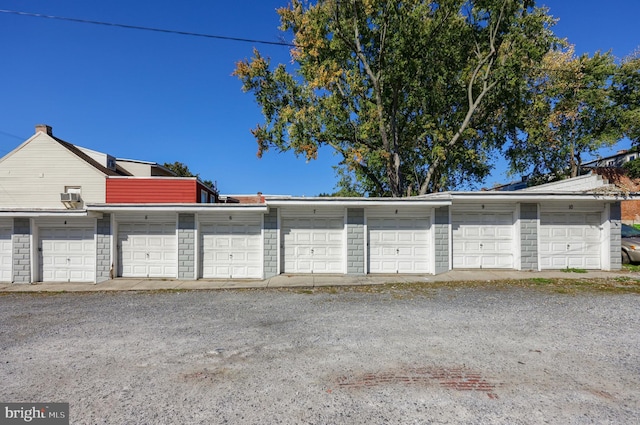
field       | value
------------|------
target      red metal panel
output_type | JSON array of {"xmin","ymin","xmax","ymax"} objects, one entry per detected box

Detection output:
[{"xmin": 106, "ymin": 178, "xmax": 198, "ymax": 203}]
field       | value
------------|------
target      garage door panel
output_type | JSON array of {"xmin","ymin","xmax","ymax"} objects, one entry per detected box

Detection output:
[
  {"xmin": 200, "ymin": 217, "xmax": 263, "ymax": 279},
  {"xmin": 327, "ymin": 232, "xmax": 343, "ymax": 243},
  {"xmin": 327, "ymin": 246, "xmax": 343, "ymax": 256},
  {"xmin": 585, "ymin": 257, "xmax": 601, "ymax": 268},
  {"xmin": 540, "ymin": 211, "xmax": 601, "ymax": 270},
  {"xmin": 462, "ymin": 241, "xmax": 481, "ymax": 251},
  {"xmin": 464, "ymin": 228, "xmax": 480, "ymax": 237},
  {"xmin": 40, "ymin": 226, "xmax": 96, "ymax": 282},
  {"xmin": 216, "ymin": 238, "xmax": 231, "ymax": 249},
  {"xmin": 453, "ymin": 255, "xmax": 480, "ymax": 268},
  {"xmin": 452, "ymin": 206, "xmax": 515, "ymax": 269},
  {"xmin": 132, "ymin": 265, "xmax": 147, "ymax": 275},
  {"xmin": 118, "ymin": 221, "xmax": 177, "ymax": 278},
  {"xmin": 368, "ymin": 215, "xmax": 431, "ymax": 274},
  {"xmin": 398, "ymin": 233, "xmax": 414, "ymax": 243},
  {"xmin": 282, "ymin": 215, "xmax": 344, "ymax": 274}
]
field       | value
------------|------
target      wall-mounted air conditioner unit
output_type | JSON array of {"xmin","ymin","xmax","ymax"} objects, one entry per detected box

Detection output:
[{"xmin": 60, "ymin": 192, "xmax": 81, "ymax": 202}]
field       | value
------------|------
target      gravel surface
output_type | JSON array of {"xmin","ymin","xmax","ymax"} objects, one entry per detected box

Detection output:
[{"xmin": 1, "ymin": 286, "xmax": 638, "ymax": 424}]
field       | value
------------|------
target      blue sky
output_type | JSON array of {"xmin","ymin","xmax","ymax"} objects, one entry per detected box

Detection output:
[{"xmin": 0, "ymin": 0, "xmax": 638, "ymax": 196}]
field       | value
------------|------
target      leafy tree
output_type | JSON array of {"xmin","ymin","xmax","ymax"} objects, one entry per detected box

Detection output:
[
  {"xmin": 163, "ymin": 161, "xmax": 215, "ymax": 189},
  {"xmin": 235, "ymin": 0, "xmax": 555, "ymax": 196},
  {"xmin": 612, "ymin": 50, "xmax": 640, "ymax": 145},
  {"xmin": 318, "ymin": 166, "xmax": 366, "ymax": 196},
  {"xmin": 506, "ymin": 45, "xmax": 620, "ymax": 180},
  {"xmin": 623, "ymin": 156, "xmax": 640, "ymax": 179}
]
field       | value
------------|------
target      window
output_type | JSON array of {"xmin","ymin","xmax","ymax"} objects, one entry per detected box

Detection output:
[{"xmin": 200, "ymin": 190, "xmax": 208, "ymax": 203}]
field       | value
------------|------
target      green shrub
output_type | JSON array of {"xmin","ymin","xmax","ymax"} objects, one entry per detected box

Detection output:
[{"xmin": 623, "ymin": 158, "xmax": 640, "ymax": 178}]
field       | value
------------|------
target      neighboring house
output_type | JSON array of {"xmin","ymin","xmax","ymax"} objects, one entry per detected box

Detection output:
[
  {"xmin": 582, "ymin": 149, "xmax": 638, "ymax": 168},
  {"xmin": 492, "ymin": 168, "xmax": 640, "ymax": 224},
  {"xmin": 0, "ymin": 124, "xmax": 218, "ymax": 209},
  {"xmin": 219, "ymin": 193, "xmax": 266, "ymax": 204},
  {"xmin": 588, "ymin": 168, "xmax": 640, "ymax": 224},
  {"xmin": 579, "ymin": 149, "xmax": 640, "ymax": 224},
  {"xmin": 0, "ymin": 125, "xmax": 624, "ymax": 285}
]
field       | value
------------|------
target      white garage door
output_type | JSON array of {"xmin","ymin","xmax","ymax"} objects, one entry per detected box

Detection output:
[
  {"xmin": 540, "ymin": 211, "xmax": 602, "ymax": 269},
  {"xmin": 282, "ymin": 215, "xmax": 344, "ymax": 274},
  {"xmin": 201, "ymin": 216, "xmax": 262, "ymax": 279},
  {"xmin": 0, "ymin": 220, "xmax": 12, "ymax": 282},
  {"xmin": 368, "ymin": 215, "xmax": 431, "ymax": 274},
  {"xmin": 452, "ymin": 205, "xmax": 515, "ymax": 269},
  {"xmin": 118, "ymin": 218, "xmax": 177, "ymax": 278},
  {"xmin": 39, "ymin": 226, "xmax": 96, "ymax": 282}
]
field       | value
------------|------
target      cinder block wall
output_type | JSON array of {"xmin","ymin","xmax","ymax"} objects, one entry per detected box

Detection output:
[
  {"xmin": 610, "ymin": 202, "xmax": 622, "ymax": 270},
  {"xmin": 12, "ymin": 218, "xmax": 31, "ymax": 284},
  {"xmin": 96, "ymin": 213, "xmax": 112, "ymax": 282},
  {"xmin": 520, "ymin": 204, "xmax": 539, "ymax": 271},
  {"xmin": 434, "ymin": 206, "xmax": 450, "ymax": 274},
  {"xmin": 347, "ymin": 208, "xmax": 365, "ymax": 274},
  {"xmin": 263, "ymin": 208, "xmax": 278, "ymax": 278},
  {"xmin": 178, "ymin": 213, "xmax": 196, "ymax": 279}
]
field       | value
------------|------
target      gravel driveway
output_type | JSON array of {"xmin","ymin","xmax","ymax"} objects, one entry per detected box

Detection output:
[{"xmin": 1, "ymin": 285, "xmax": 638, "ymax": 424}]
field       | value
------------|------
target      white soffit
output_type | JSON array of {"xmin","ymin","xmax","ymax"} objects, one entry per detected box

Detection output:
[
  {"xmin": 265, "ymin": 197, "xmax": 451, "ymax": 207},
  {"xmin": 85, "ymin": 204, "xmax": 269, "ymax": 213}
]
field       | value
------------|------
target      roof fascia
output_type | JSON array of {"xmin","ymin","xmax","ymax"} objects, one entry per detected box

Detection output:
[
  {"xmin": 0, "ymin": 210, "xmax": 102, "ymax": 218},
  {"xmin": 450, "ymin": 192, "xmax": 623, "ymax": 201},
  {"xmin": 86, "ymin": 204, "xmax": 269, "ymax": 213},
  {"xmin": 265, "ymin": 198, "xmax": 452, "ymax": 207},
  {"xmin": 106, "ymin": 176, "xmax": 198, "ymax": 180}
]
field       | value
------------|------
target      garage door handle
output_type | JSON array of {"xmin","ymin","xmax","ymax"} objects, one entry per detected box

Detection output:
[
  {"xmin": 311, "ymin": 249, "xmax": 314, "ymax": 254},
  {"xmin": 396, "ymin": 248, "xmax": 399, "ymax": 254}
]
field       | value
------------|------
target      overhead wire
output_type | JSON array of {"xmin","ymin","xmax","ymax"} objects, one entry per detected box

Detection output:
[{"xmin": 0, "ymin": 9, "xmax": 295, "ymax": 47}]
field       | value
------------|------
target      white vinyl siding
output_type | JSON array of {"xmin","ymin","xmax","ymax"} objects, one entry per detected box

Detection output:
[
  {"xmin": 281, "ymin": 211, "xmax": 344, "ymax": 274},
  {"xmin": 452, "ymin": 204, "xmax": 516, "ymax": 269},
  {"xmin": 0, "ymin": 133, "xmax": 106, "ymax": 209},
  {"xmin": 367, "ymin": 211, "xmax": 431, "ymax": 274},
  {"xmin": 200, "ymin": 215, "xmax": 263, "ymax": 279},
  {"xmin": 0, "ymin": 219, "xmax": 12, "ymax": 282}
]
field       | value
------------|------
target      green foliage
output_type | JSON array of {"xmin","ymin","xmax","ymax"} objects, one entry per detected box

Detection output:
[
  {"xmin": 623, "ymin": 157, "xmax": 640, "ymax": 179},
  {"xmin": 235, "ymin": 0, "xmax": 556, "ymax": 196},
  {"xmin": 163, "ymin": 161, "xmax": 193, "ymax": 177},
  {"xmin": 612, "ymin": 50, "xmax": 640, "ymax": 145},
  {"xmin": 561, "ymin": 268, "xmax": 588, "ymax": 274},
  {"xmin": 506, "ymin": 45, "xmax": 621, "ymax": 180},
  {"xmin": 163, "ymin": 161, "xmax": 215, "ymax": 189}
]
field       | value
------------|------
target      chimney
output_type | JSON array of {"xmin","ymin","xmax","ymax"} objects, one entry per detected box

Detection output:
[{"xmin": 35, "ymin": 124, "xmax": 53, "ymax": 136}]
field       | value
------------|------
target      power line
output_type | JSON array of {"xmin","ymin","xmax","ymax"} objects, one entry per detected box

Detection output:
[
  {"xmin": 0, "ymin": 130, "xmax": 25, "ymax": 155},
  {"xmin": 0, "ymin": 9, "xmax": 295, "ymax": 47},
  {"xmin": 0, "ymin": 130, "xmax": 25, "ymax": 141}
]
